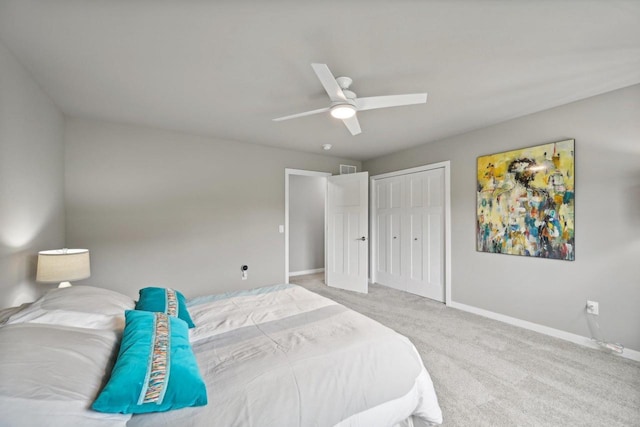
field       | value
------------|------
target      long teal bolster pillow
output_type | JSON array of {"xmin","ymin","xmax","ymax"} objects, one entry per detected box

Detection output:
[
  {"xmin": 92, "ymin": 310, "xmax": 207, "ymax": 414},
  {"xmin": 135, "ymin": 287, "xmax": 195, "ymax": 328}
]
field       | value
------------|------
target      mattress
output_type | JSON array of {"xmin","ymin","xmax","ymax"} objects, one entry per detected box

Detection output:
[
  {"xmin": 127, "ymin": 284, "xmax": 443, "ymax": 427},
  {"xmin": 0, "ymin": 284, "xmax": 442, "ymax": 426}
]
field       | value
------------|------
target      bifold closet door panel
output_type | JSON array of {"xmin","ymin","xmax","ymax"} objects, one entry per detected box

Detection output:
[
  {"xmin": 404, "ymin": 169, "xmax": 445, "ymax": 301},
  {"xmin": 404, "ymin": 171, "xmax": 427, "ymax": 296},
  {"xmin": 375, "ymin": 176, "xmax": 404, "ymax": 290}
]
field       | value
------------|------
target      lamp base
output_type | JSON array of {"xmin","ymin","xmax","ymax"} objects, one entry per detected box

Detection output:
[{"xmin": 58, "ymin": 281, "xmax": 72, "ymax": 288}]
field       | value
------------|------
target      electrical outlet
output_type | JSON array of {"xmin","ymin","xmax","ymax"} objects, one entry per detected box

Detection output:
[{"xmin": 586, "ymin": 300, "xmax": 599, "ymax": 315}]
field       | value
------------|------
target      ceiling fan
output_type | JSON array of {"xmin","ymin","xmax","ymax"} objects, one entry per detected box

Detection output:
[{"xmin": 273, "ymin": 63, "xmax": 427, "ymax": 136}]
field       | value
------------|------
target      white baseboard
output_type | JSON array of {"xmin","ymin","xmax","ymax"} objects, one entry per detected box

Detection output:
[
  {"xmin": 448, "ymin": 301, "xmax": 640, "ymax": 363},
  {"xmin": 289, "ymin": 268, "xmax": 325, "ymax": 277}
]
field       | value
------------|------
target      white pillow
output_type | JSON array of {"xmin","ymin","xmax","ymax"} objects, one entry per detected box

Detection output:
[
  {"xmin": 5, "ymin": 286, "xmax": 134, "ymax": 330},
  {"xmin": 0, "ymin": 322, "xmax": 131, "ymax": 427},
  {"xmin": 0, "ymin": 304, "xmax": 28, "ymax": 326}
]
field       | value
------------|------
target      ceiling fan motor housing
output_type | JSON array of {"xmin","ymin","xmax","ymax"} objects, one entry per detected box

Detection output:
[{"xmin": 336, "ymin": 76, "xmax": 353, "ymax": 90}]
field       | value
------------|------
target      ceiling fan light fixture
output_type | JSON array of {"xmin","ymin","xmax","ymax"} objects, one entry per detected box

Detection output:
[{"xmin": 330, "ymin": 104, "xmax": 356, "ymax": 119}]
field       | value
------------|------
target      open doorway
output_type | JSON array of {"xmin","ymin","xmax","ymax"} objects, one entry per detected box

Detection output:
[{"xmin": 284, "ymin": 169, "xmax": 331, "ymax": 284}]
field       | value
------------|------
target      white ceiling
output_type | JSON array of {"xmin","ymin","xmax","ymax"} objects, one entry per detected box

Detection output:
[{"xmin": 1, "ymin": 1, "xmax": 639, "ymax": 161}]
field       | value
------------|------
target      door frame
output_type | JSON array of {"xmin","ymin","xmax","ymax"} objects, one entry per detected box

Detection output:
[
  {"xmin": 370, "ymin": 161, "xmax": 452, "ymax": 305},
  {"xmin": 284, "ymin": 168, "xmax": 332, "ymax": 284}
]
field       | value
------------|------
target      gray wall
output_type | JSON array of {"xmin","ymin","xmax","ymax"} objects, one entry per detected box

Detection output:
[
  {"xmin": 363, "ymin": 84, "xmax": 640, "ymax": 352},
  {"xmin": 289, "ymin": 175, "xmax": 325, "ymax": 273},
  {"xmin": 64, "ymin": 118, "xmax": 360, "ymax": 299},
  {"xmin": 0, "ymin": 42, "xmax": 65, "ymax": 308}
]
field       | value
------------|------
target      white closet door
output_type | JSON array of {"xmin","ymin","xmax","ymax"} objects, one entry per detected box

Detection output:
[
  {"xmin": 403, "ymin": 169, "xmax": 444, "ymax": 301},
  {"xmin": 375, "ymin": 177, "xmax": 403, "ymax": 290},
  {"xmin": 373, "ymin": 167, "xmax": 445, "ymax": 302}
]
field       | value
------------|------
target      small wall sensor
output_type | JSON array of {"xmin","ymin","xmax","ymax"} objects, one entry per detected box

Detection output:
[{"xmin": 241, "ymin": 265, "xmax": 248, "ymax": 280}]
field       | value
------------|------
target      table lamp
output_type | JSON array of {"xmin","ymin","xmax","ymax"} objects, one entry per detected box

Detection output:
[{"xmin": 36, "ymin": 248, "xmax": 91, "ymax": 288}]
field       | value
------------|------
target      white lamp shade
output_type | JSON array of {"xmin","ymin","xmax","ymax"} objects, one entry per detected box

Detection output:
[{"xmin": 36, "ymin": 249, "xmax": 91, "ymax": 283}]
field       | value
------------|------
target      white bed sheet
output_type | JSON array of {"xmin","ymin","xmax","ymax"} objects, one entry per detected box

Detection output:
[
  {"xmin": 0, "ymin": 323, "xmax": 131, "ymax": 427},
  {"xmin": 127, "ymin": 284, "xmax": 442, "ymax": 427}
]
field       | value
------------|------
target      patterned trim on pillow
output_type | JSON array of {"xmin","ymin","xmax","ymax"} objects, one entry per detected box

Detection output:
[
  {"xmin": 165, "ymin": 289, "xmax": 178, "ymax": 317},
  {"xmin": 138, "ymin": 313, "xmax": 171, "ymax": 405}
]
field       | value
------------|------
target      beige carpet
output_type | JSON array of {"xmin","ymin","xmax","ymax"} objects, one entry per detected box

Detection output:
[{"xmin": 291, "ymin": 273, "xmax": 640, "ymax": 427}]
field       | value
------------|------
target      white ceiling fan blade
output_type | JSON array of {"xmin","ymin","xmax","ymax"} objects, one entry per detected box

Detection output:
[
  {"xmin": 311, "ymin": 63, "xmax": 347, "ymax": 102},
  {"xmin": 355, "ymin": 93, "xmax": 427, "ymax": 111},
  {"xmin": 342, "ymin": 115, "xmax": 361, "ymax": 135},
  {"xmin": 273, "ymin": 107, "xmax": 330, "ymax": 122}
]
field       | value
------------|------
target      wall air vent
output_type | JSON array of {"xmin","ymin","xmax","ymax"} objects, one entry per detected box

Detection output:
[{"xmin": 340, "ymin": 164, "xmax": 357, "ymax": 175}]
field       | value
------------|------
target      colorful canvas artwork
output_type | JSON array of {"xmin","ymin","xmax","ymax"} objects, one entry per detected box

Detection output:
[{"xmin": 476, "ymin": 139, "xmax": 575, "ymax": 260}]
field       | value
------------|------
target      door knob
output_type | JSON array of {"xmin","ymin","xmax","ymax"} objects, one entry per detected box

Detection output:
[
  {"xmin": 414, "ymin": 237, "xmax": 418, "ymax": 241},
  {"xmin": 359, "ymin": 236, "xmax": 367, "ymax": 241},
  {"xmin": 393, "ymin": 236, "xmax": 397, "ymax": 239}
]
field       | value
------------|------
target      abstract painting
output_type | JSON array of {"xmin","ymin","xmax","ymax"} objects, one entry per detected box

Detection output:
[{"xmin": 477, "ymin": 139, "xmax": 575, "ymax": 260}]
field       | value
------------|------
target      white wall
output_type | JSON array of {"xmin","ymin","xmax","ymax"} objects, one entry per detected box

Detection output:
[
  {"xmin": 289, "ymin": 175, "xmax": 325, "ymax": 273},
  {"xmin": 363, "ymin": 84, "xmax": 640, "ymax": 352},
  {"xmin": 0, "ymin": 42, "xmax": 65, "ymax": 308},
  {"xmin": 64, "ymin": 118, "xmax": 360, "ymax": 299}
]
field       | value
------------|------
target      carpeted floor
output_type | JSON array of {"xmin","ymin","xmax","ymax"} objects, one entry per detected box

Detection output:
[{"xmin": 290, "ymin": 273, "xmax": 640, "ymax": 427}]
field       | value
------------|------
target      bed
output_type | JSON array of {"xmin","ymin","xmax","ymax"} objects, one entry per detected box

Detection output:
[{"xmin": 0, "ymin": 284, "xmax": 442, "ymax": 427}]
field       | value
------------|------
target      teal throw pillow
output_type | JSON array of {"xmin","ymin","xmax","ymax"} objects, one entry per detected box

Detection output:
[
  {"xmin": 135, "ymin": 287, "xmax": 195, "ymax": 328},
  {"xmin": 92, "ymin": 310, "xmax": 207, "ymax": 414}
]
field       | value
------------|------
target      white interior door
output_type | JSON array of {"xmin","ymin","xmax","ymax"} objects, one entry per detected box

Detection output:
[{"xmin": 326, "ymin": 172, "xmax": 369, "ymax": 293}]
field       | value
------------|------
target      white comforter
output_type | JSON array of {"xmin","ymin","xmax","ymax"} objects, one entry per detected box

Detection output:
[{"xmin": 128, "ymin": 284, "xmax": 442, "ymax": 427}]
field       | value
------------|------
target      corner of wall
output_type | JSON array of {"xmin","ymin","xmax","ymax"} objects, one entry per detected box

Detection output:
[{"xmin": 0, "ymin": 41, "xmax": 65, "ymax": 308}]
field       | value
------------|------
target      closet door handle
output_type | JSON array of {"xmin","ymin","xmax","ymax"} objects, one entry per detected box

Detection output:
[
  {"xmin": 414, "ymin": 237, "xmax": 418, "ymax": 241},
  {"xmin": 359, "ymin": 236, "xmax": 367, "ymax": 241},
  {"xmin": 393, "ymin": 236, "xmax": 398, "ymax": 239}
]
